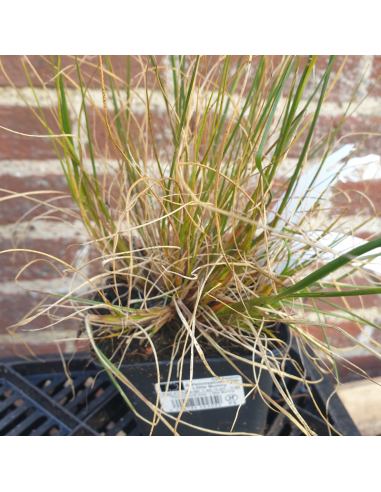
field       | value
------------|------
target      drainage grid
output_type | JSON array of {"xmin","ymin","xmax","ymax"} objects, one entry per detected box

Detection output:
[{"xmin": 0, "ymin": 350, "xmax": 360, "ymax": 436}]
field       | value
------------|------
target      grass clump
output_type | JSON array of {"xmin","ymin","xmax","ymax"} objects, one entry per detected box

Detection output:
[{"xmin": 2, "ymin": 55, "xmax": 381, "ymax": 435}]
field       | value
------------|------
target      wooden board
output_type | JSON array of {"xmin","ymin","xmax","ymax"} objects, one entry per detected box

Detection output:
[{"xmin": 338, "ymin": 377, "xmax": 381, "ymax": 436}]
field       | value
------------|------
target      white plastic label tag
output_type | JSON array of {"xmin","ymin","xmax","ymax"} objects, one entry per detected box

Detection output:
[{"xmin": 154, "ymin": 375, "xmax": 246, "ymax": 413}]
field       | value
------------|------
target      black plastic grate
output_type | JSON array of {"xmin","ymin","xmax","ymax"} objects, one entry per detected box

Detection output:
[
  {"xmin": 84, "ymin": 392, "xmax": 142, "ymax": 436},
  {"xmin": 26, "ymin": 371, "xmax": 116, "ymax": 421},
  {"xmin": 25, "ymin": 370, "xmax": 143, "ymax": 436},
  {"xmin": 0, "ymin": 378, "xmax": 70, "ymax": 436}
]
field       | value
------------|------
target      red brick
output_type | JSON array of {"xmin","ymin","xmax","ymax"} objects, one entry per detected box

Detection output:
[
  {"xmin": 336, "ymin": 115, "xmax": 381, "ymax": 156},
  {"xmin": 0, "ymin": 55, "xmax": 86, "ymax": 88},
  {"xmin": 0, "ymin": 171, "xmax": 131, "ymax": 227},
  {"xmin": 0, "ymin": 55, "xmax": 56, "ymax": 87},
  {"xmin": 308, "ymin": 319, "xmax": 359, "ymax": 339},
  {"xmin": 308, "ymin": 283, "xmax": 381, "ymax": 311},
  {"xmin": 307, "ymin": 318, "xmax": 381, "ymax": 349},
  {"xmin": 288, "ymin": 115, "xmax": 381, "ymax": 160},
  {"xmin": 310, "ymin": 56, "xmax": 363, "ymax": 102},
  {"xmin": 85, "ymin": 108, "xmax": 174, "ymax": 161},
  {"xmin": 239, "ymin": 56, "xmax": 339, "ymax": 99},
  {"xmin": 0, "ymin": 55, "xmax": 173, "ymax": 90},
  {"xmin": 108, "ymin": 56, "xmax": 247, "ymax": 105},
  {"xmin": 287, "ymin": 114, "xmax": 333, "ymax": 159},
  {"xmin": 75, "ymin": 339, "xmax": 90, "ymax": 353},
  {"xmin": 0, "ymin": 56, "xmax": 372, "ymax": 104},
  {"xmin": 0, "ymin": 292, "xmax": 82, "ymax": 335},
  {"xmin": 318, "ymin": 295, "xmax": 381, "ymax": 311},
  {"xmin": 84, "ymin": 108, "xmax": 119, "ymax": 160},
  {"xmin": 0, "ymin": 174, "xmax": 71, "ymax": 194},
  {"xmin": 0, "ymin": 238, "xmax": 102, "ymax": 283},
  {"xmin": 369, "ymin": 56, "xmax": 381, "ymax": 97},
  {"xmin": 0, "ymin": 106, "xmax": 62, "ymax": 159},
  {"xmin": 336, "ymin": 354, "xmax": 381, "ymax": 382},
  {"xmin": 0, "ymin": 237, "xmax": 87, "ymax": 281},
  {"xmin": 67, "ymin": 55, "xmax": 164, "ymax": 90},
  {"xmin": 332, "ymin": 179, "xmax": 381, "ymax": 217},
  {"xmin": 0, "ymin": 174, "xmax": 75, "ymax": 224},
  {"xmin": 108, "ymin": 55, "xmax": 164, "ymax": 88},
  {"xmin": 356, "ymin": 231, "xmax": 381, "ymax": 241}
]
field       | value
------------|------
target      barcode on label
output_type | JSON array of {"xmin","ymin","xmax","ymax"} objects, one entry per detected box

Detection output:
[
  {"xmin": 155, "ymin": 375, "xmax": 245, "ymax": 413},
  {"xmin": 171, "ymin": 394, "xmax": 223, "ymax": 410}
]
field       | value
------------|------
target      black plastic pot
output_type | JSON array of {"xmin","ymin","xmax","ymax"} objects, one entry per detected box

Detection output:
[
  {"xmin": 90, "ymin": 288, "xmax": 294, "ymax": 434},
  {"xmin": 119, "ymin": 355, "xmax": 273, "ymax": 436},
  {"xmin": 101, "ymin": 323, "xmax": 290, "ymax": 436}
]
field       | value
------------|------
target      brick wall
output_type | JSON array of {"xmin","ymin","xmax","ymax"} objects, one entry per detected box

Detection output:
[{"xmin": 0, "ymin": 55, "xmax": 380, "ymax": 380}]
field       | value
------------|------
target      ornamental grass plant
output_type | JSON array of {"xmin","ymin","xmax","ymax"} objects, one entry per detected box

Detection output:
[{"xmin": 2, "ymin": 55, "xmax": 381, "ymax": 435}]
